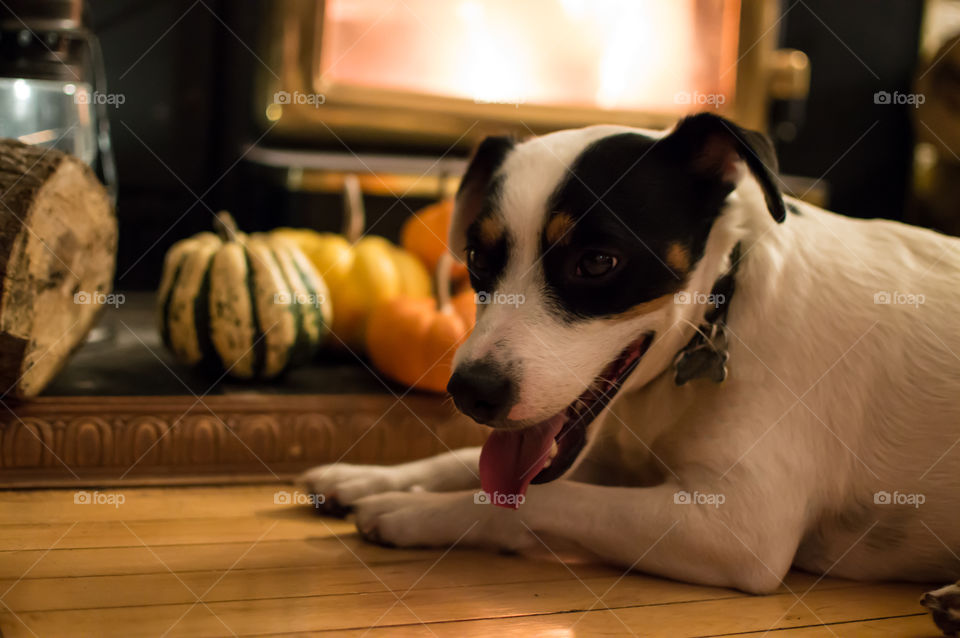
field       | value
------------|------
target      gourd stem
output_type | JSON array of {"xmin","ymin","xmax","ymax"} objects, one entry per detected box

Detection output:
[
  {"xmin": 436, "ymin": 252, "xmax": 453, "ymax": 313},
  {"xmin": 214, "ymin": 211, "xmax": 240, "ymax": 242},
  {"xmin": 341, "ymin": 174, "xmax": 365, "ymax": 244}
]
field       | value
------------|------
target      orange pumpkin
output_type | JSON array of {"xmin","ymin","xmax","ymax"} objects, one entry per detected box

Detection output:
[
  {"xmin": 400, "ymin": 199, "xmax": 469, "ymax": 283},
  {"xmin": 366, "ymin": 254, "xmax": 474, "ymax": 393}
]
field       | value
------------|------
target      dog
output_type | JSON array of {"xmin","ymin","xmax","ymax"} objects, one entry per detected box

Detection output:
[
  {"xmin": 922, "ymin": 580, "xmax": 960, "ymax": 636},
  {"xmin": 299, "ymin": 113, "xmax": 960, "ymax": 594}
]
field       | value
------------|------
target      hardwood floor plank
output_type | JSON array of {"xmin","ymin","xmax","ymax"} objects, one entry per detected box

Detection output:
[
  {"xmin": 711, "ymin": 613, "xmax": 936, "ymax": 636},
  {"xmin": 0, "ymin": 552, "xmax": 867, "ymax": 613},
  {"xmin": 302, "ymin": 614, "xmax": 939, "ymax": 638},
  {"xmin": 0, "ymin": 578, "xmax": 929, "ymax": 637},
  {"xmin": 337, "ymin": 586, "xmax": 933, "ymax": 638},
  {"xmin": 0, "ymin": 538, "xmax": 444, "ymax": 580},
  {"xmin": 0, "ymin": 556, "xmax": 623, "ymax": 612},
  {"xmin": 0, "ymin": 485, "xmax": 290, "ymax": 524},
  {"xmin": 0, "ymin": 516, "xmax": 350, "ymax": 551}
]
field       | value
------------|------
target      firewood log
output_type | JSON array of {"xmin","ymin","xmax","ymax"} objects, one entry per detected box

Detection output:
[{"xmin": 0, "ymin": 139, "xmax": 116, "ymax": 398}]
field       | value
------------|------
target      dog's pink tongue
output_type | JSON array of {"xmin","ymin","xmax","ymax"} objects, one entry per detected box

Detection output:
[{"xmin": 479, "ymin": 414, "xmax": 565, "ymax": 509}]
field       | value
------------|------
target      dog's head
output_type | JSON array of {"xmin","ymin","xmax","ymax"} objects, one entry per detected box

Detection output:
[{"xmin": 446, "ymin": 113, "xmax": 785, "ymax": 501}]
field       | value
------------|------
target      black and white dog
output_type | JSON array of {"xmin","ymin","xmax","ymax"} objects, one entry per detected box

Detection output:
[{"xmin": 300, "ymin": 113, "xmax": 960, "ymax": 594}]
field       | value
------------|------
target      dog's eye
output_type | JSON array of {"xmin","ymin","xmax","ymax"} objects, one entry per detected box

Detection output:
[
  {"xmin": 467, "ymin": 247, "xmax": 490, "ymax": 274},
  {"xmin": 576, "ymin": 251, "xmax": 619, "ymax": 278}
]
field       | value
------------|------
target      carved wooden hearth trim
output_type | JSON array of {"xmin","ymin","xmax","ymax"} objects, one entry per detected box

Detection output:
[{"xmin": 0, "ymin": 394, "xmax": 487, "ymax": 487}]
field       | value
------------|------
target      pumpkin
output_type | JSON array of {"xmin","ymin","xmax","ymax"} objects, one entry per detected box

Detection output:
[
  {"xmin": 400, "ymin": 198, "xmax": 469, "ymax": 282},
  {"xmin": 366, "ymin": 254, "xmax": 474, "ymax": 393},
  {"xmin": 158, "ymin": 211, "xmax": 332, "ymax": 379},
  {"xmin": 275, "ymin": 175, "xmax": 431, "ymax": 351}
]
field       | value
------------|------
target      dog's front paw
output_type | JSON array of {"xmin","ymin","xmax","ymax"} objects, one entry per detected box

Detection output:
[
  {"xmin": 354, "ymin": 491, "xmax": 492, "ymax": 548},
  {"xmin": 296, "ymin": 463, "xmax": 413, "ymax": 515}
]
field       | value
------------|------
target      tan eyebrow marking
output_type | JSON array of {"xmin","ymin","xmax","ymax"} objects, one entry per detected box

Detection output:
[
  {"xmin": 666, "ymin": 242, "xmax": 692, "ymax": 275},
  {"xmin": 478, "ymin": 216, "xmax": 504, "ymax": 246},
  {"xmin": 545, "ymin": 212, "xmax": 575, "ymax": 246}
]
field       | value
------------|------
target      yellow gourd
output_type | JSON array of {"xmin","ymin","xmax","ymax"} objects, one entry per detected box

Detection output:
[{"xmin": 274, "ymin": 175, "xmax": 431, "ymax": 351}]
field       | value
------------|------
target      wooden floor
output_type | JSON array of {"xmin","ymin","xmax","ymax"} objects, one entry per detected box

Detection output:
[{"xmin": 0, "ymin": 485, "xmax": 939, "ymax": 637}]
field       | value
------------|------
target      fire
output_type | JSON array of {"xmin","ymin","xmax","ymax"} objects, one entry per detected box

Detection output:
[{"xmin": 321, "ymin": 0, "xmax": 737, "ymax": 113}]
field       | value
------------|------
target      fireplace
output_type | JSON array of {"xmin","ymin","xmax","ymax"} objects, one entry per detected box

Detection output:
[{"xmin": 247, "ymin": 0, "xmax": 808, "ymax": 197}]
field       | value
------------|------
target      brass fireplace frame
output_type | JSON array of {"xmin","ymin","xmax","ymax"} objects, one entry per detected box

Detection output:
[{"xmin": 254, "ymin": 0, "xmax": 807, "ymax": 144}]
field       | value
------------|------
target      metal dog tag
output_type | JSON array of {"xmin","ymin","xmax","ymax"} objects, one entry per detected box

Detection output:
[{"xmin": 673, "ymin": 339, "xmax": 729, "ymax": 386}]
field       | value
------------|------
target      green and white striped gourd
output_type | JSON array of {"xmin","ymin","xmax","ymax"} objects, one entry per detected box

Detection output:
[{"xmin": 157, "ymin": 211, "xmax": 332, "ymax": 379}]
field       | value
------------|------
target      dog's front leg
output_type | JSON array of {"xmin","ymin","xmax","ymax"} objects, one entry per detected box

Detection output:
[
  {"xmin": 354, "ymin": 480, "xmax": 800, "ymax": 594},
  {"xmin": 520, "ymin": 481, "xmax": 800, "ymax": 593},
  {"xmin": 297, "ymin": 447, "xmax": 480, "ymax": 511}
]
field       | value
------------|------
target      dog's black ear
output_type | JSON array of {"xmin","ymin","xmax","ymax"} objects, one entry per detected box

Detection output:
[
  {"xmin": 665, "ymin": 113, "xmax": 786, "ymax": 223},
  {"xmin": 451, "ymin": 136, "xmax": 515, "ymax": 254}
]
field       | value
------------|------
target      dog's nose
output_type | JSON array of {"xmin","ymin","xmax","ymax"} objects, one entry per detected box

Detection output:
[{"xmin": 447, "ymin": 361, "xmax": 515, "ymax": 424}]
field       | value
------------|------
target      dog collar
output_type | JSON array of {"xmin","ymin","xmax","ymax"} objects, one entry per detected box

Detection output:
[{"xmin": 673, "ymin": 242, "xmax": 741, "ymax": 386}]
